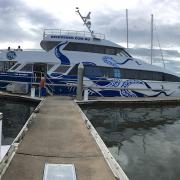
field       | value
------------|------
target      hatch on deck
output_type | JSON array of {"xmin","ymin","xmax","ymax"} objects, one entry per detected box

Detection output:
[{"xmin": 43, "ymin": 164, "xmax": 77, "ymax": 180}]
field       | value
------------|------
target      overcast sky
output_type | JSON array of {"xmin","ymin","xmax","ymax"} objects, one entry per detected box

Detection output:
[{"xmin": 1, "ymin": 0, "xmax": 180, "ymax": 70}]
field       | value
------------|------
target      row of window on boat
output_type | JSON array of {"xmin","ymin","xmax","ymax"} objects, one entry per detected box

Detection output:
[
  {"xmin": 0, "ymin": 61, "xmax": 180, "ymax": 82},
  {"xmin": 42, "ymin": 41, "xmax": 131, "ymax": 57}
]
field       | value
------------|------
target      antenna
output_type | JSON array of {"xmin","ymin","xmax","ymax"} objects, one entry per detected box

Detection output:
[{"xmin": 75, "ymin": 7, "xmax": 94, "ymax": 37}]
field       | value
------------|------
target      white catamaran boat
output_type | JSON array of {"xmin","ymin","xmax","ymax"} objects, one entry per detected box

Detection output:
[{"xmin": 0, "ymin": 9, "xmax": 180, "ymax": 97}]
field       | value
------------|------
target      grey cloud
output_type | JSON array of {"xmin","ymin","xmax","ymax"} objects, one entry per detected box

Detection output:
[
  {"xmin": 0, "ymin": 0, "xmax": 59, "ymax": 45},
  {"xmin": 129, "ymin": 48, "xmax": 180, "ymax": 58},
  {"xmin": 128, "ymin": 47, "xmax": 180, "ymax": 74},
  {"xmin": 1, "ymin": 0, "xmax": 180, "ymax": 66},
  {"xmin": 92, "ymin": 9, "xmax": 180, "ymax": 48}
]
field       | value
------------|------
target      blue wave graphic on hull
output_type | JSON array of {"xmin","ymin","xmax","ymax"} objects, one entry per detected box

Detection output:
[
  {"xmin": 103, "ymin": 56, "xmax": 141, "ymax": 67},
  {"xmin": 117, "ymin": 58, "xmax": 141, "ymax": 65},
  {"xmin": 87, "ymin": 78, "xmax": 175, "ymax": 98},
  {"xmin": 149, "ymin": 91, "xmax": 174, "ymax": 97},
  {"xmin": 55, "ymin": 42, "xmax": 70, "ymax": 65}
]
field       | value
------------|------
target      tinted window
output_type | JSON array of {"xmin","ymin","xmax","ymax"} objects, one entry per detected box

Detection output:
[
  {"xmin": 120, "ymin": 68, "xmax": 180, "ymax": 82},
  {"xmin": 48, "ymin": 64, "xmax": 54, "ymax": 71},
  {"xmin": 84, "ymin": 65, "xmax": 102, "ymax": 77},
  {"xmin": 54, "ymin": 65, "xmax": 70, "ymax": 73},
  {"xmin": 11, "ymin": 63, "xmax": 21, "ymax": 70},
  {"xmin": 105, "ymin": 47, "xmax": 116, "ymax": 55},
  {"xmin": 116, "ymin": 49, "xmax": 131, "ymax": 57},
  {"xmin": 163, "ymin": 73, "xmax": 180, "ymax": 82},
  {"xmin": 70, "ymin": 64, "xmax": 180, "ymax": 82},
  {"xmin": 84, "ymin": 65, "xmax": 115, "ymax": 78},
  {"xmin": 68, "ymin": 64, "xmax": 79, "ymax": 76},
  {"xmin": 114, "ymin": 68, "xmax": 121, "ymax": 78},
  {"xmin": 153, "ymin": 72, "xmax": 163, "ymax": 81},
  {"xmin": 93, "ymin": 45, "xmax": 104, "ymax": 54},
  {"xmin": 64, "ymin": 42, "xmax": 130, "ymax": 57},
  {"xmin": 20, "ymin": 64, "xmax": 33, "ymax": 72},
  {"xmin": 120, "ymin": 68, "xmax": 163, "ymax": 81},
  {"xmin": 0, "ymin": 61, "xmax": 16, "ymax": 71},
  {"xmin": 100, "ymin": 67, "xmax": 114, "ymax": 77}
]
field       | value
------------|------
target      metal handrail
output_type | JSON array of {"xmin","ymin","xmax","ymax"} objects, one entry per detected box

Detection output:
[
  {"xmin": 0, "ymin": 74, "xmax": 179, "ymax": 84},
  {"xmin": 0, "ymin": 72, "xmax": 180, "ymax": 84},
  {"xmin": 44, "ymin": 74, "xmax": 54, "ymax": 95},
  {"xmin": 0, "ymin": 78, "xmax": 171, "ymax": 91},
  {"xmin": 43, "ymin": 29, "xmax": 105, "ymax": 39}
]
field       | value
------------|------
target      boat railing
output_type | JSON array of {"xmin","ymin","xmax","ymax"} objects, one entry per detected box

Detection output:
[
  {"xmin": 29, "ymin": 76, "xmax": 172, "ymax": 92},
  {"xmin": 12, "ymin": 48, "xmax": 43, "ymax": 52},
  {"xmin": 0, "ymin": 72, "xmax": 177, "ymax": 88},
  {"xmin": 0, "ymin": 71, "xmax": 174, "ymax": 97},
  {"xmin": 0, "ymin": 77, "xmax": 172, "ymax": 90},
  {"xmin": 43, "ymin": 29, "xmax": 105, "ymax": 40},
  {"xmin": 0, "ymin": 48, "xmax": 43, "ymax": 52},
  {"xmin": 44, "ymin": 74, "xmax": 55, "ymax": 95}
]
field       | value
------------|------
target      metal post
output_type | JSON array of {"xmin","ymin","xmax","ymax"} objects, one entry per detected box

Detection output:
[
  {"xmin": 0, "ymin": 113, "xmax": 2, "ymax": 160},
  {"xmin": 76, "ymin": 63, "xmax": 84, "ymax": 101},
  {"xmin": 151, "ymin": 14, "xmax": 153, "ymax": 65},
  {"xmin": 126, "ymin": 9, "xmax": 129, "ymax": 50},
  {"xmin": 84, "ymin": 89, "xmax": 89, "ymax": 101},
  {"xmin": 31, "ymin": 86, "xmax": 35, "ymax": 98}
]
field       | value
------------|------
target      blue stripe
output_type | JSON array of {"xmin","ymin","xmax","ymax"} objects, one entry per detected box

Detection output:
[
  {"xmin": 54, "ymin": 42, "xmax": 70, "ymax": 65},
  {"xmin": 117, "ymin": 58, "xmax": 141, "ymax": 65}
]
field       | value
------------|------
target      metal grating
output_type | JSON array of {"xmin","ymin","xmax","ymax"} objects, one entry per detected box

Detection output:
[{"xmin": 43, "ymin": 164, "xmax": 77, "ymax": 180}]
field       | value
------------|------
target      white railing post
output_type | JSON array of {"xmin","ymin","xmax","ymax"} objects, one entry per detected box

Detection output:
[
  {"xmin": 84, "ymin": 89, "xmax": 89, "ymax": 101},
  {"xmin": 0, "ymin": 112, "xmax": 2, "ymax": 160}
]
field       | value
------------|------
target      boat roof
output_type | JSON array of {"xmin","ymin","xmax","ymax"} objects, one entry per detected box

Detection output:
[{"xmin": 42, "ymin": 29, "xmax": 122, "ymax": 49}]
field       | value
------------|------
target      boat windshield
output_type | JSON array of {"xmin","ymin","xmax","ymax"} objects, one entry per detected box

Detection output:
[
  {"xmin": 64, "ymin": 42, "xmax": 131, "ymax": 57},
  {"xmin": 116, "ymin": 48, "xmax": 132, "ymax": 57},
  {"xmin": 54, "ymin": 65, "xmax": 70, "ymax": 73},
  {"xmin": 10, "ymin": 63, "xmax": 21, "ymax": 71}
]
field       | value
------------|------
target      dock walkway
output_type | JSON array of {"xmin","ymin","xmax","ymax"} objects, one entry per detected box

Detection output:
[{"xmin": 2, "ymin": 96, "xmax": 116, "ymax": 180}]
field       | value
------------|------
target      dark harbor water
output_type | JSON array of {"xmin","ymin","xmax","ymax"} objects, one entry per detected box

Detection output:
[
  {"xmin": 81, "ymin": 104, "xmax": 180, "ymax": 180},
  {"xmin": 0, "ymin": 99, "xmax": 37, "ymax": 145}
]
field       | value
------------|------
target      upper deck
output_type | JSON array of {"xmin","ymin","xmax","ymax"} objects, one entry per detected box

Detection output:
[{"xmin": 43, "ymin": 29, "xmax": 105, "ymax": 41}]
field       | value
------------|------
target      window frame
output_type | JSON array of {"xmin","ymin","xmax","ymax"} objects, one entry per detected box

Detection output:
[
  {"xmin": 19, "ymin": 63, "xmax": 33, "ymax": 72},
  {"xmin": 63, "ymin": 42, "xmax": 131, "ymax": 57},
  {"xmin": 54, "ymin": 65, "xmax": 70, "ymax": 73}
]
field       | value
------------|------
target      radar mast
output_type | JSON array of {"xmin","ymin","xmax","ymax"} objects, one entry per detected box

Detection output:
[{"xmin": 75, "ymin": 7, "xmax": 95, "ymax": 38}]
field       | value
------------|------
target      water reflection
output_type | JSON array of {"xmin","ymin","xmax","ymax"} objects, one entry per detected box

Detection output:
[
  {"xmin": 82, "ymin": 105, "xmax": 180, "ymax": 180},
  {"xmin": 0, "ymin": 99, "xmax": 37, "ymax": 145}
]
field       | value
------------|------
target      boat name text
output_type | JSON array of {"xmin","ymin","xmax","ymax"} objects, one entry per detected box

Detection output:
[{"xmin": 51, "ymin": 35, "xmax": 90, "ymax": 41}]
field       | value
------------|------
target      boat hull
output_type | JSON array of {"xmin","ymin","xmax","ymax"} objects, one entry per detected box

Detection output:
[{"xmin": 0, "ymin": 72, "xmax": 179, "ymax": 97}]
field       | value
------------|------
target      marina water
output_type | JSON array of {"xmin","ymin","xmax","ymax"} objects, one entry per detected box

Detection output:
[
  {"xmin": 81, "ymin": 104, "xmax": 180, "ymax": 180},
  {"xmin": 0, "ymin": 99, "xmax": 37, "ymax": 145}
]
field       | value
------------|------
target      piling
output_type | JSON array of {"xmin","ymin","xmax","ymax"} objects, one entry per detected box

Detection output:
[{"xmin": 76, "ymin": 63, "xmax": 84, "ymax": 101}]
